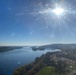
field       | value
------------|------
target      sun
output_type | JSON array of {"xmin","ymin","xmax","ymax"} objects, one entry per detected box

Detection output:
[{"xmin": 52, "ymin": 7, "xmax": 64, "ymax": 16}]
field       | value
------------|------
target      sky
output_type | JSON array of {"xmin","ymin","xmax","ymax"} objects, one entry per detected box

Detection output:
[{"xmin": 0, "ymin": 0, "xmax": 76, "ymax": 46}]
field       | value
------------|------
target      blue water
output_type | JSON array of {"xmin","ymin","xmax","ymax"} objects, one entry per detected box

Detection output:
[{"xmin": 0, "ymin": 47, "xmax": 59, "ymax": 75}]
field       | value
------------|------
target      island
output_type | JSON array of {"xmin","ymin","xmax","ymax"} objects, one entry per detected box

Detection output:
[{"xmin": 32, "ymin": 47, "xmax": 45, "ymax": 51}]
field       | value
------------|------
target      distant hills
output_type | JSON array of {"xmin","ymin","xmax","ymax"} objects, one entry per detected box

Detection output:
[
  {"xmin": 32, "ymin": 44, "xmax": 76, "ymax": 50},
  {"xmin": 0, "ymin": 46, "xmax": 23, "ymax": 52}
]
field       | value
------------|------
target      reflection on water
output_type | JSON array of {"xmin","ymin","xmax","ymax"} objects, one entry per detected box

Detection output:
[{"xmin": 0, "ymin": 47, "xmax": 60, "ymax": 75}]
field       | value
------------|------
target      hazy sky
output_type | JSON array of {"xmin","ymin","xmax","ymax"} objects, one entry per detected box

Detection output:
[{"xmin": 0, "ymin": 0, "xmax": 76, "ymax": 46}]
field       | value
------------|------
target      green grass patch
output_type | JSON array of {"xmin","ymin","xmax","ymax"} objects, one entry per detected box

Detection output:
[{"xmin": 35, "ymin": 66, "xmax": 56, "ymax": 75}]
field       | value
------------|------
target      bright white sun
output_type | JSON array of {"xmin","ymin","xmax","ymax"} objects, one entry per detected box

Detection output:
[{"xmin": 52, "ymin": 7, "xmax": 64, "ymax": 16}]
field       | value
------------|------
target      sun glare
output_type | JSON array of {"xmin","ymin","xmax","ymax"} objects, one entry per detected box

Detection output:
[{"xmin": 52, "ymin": 7, "xmax": 64, "ymax": 16}]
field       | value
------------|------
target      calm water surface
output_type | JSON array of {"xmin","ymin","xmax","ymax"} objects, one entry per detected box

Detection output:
[{"xmin": 0, "ymin": 47, "xmax": 59, "ymax": 75}]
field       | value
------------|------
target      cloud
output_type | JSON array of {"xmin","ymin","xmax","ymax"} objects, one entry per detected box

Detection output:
[
  {"xmin": 16, "ymin": 13, "xmax": 24, "ymax": 16},
  {"xmin": 7, "ymin": 7, "xmax": 12, "ymax": 10},
  {"xmin": 50, "ymin": 34, "xmax": 55, "ymax": 38},
  {"xmin": 30, "ymin": 31, "xmax": 34, "ymax": 35},
  {"xmin": 11, "ymin": 32, "xmax": 15, "ymax": 37},
  {"xmin": 46, "ymin": 33, "xmax": 55, "ymax": 38}
]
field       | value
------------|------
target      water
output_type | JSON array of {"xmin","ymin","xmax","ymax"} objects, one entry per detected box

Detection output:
[{"xmin": 0, "ymin": 47, "xmax": 60, "ymax": 75}]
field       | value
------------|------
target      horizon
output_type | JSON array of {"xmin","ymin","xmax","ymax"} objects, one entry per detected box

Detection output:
[{"xmin": 1, "ymin": 43, "xmax": 76, "ymax": 46}]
